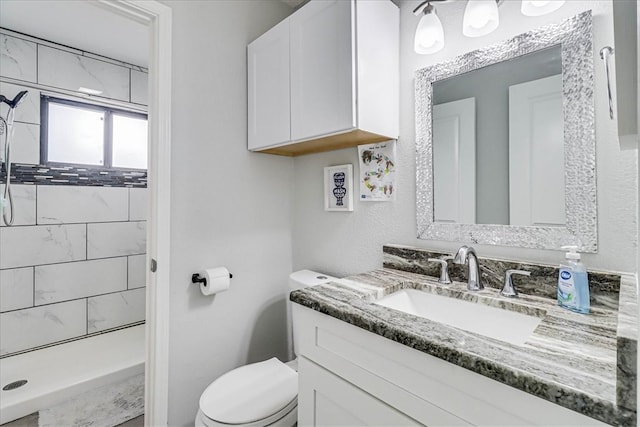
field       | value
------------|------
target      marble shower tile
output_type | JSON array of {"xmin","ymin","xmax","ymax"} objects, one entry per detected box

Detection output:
[
  {"xmin": 128, "ymin": 254, "xmax": 147, "ymax": 289},
  {"xmin": 87, "ymin": 221, "xmax": 146, "ymax": 259},
  {"xmin": 35, "ymin": 257, "xmax": 127, "ymax": 305},
  {"xmin": 0, "ymin": 267, "xmax": 33, "ymax": 312},
  {"xmin": 0, "ymin": 184, "xmax": 36, "ymax": 227},
  {"xmin": 38, "ymin": 45, "xmax": 129, "ymax": 102},
  {"xmin": 0, "ymin": 122, "xmax": 40, "ymax": 165},
  {"xmin": 0, "ymin": 34, "xmax": 37, "ymax": 82},
  {"xmin": 0, "ymin": 82, "xmax": 40, "ymax": 124},
  {"xmin": 0, "ymin": 224, "xmax": 87, "ymax": 269},
  {"xmin": 130, "ymin": 70, "xmax": 148, "ymax": 105},
  {"xmin": 37, "ymin": 186, "xmax": 129, "ymax": 224},
  {"xmin": 128, "ymin": 188, "xmax": 148, "ymax": 221},
  {"xmin": 88, "ymin": 288, "xmax": 145, "ymax": 333},
  {"xmin": 0, "ymin": 299, "xmax": 86, "ymax": 355}
]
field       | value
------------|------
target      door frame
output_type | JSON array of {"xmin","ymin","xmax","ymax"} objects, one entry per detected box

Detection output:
[{"xmin": 93, "ymin": 1, "xmax": 172, "ymax": 425}]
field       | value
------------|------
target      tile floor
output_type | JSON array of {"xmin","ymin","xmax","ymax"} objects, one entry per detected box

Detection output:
[{"xmin": 1, "ymin": 413, "xmax": 144, "ymax": 427}]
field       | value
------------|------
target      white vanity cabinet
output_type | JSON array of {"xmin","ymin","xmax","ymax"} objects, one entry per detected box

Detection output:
[
  {"xmin": 299, "ymin": 358, "xmax": 419, "ymax": 426},
  {"xmin": 247, "ymin": 0, "xmax": 398, "ymax": 156},
  {"xmin": 294, "ymin": 304, "xmax": 608, "ymax": 426}
]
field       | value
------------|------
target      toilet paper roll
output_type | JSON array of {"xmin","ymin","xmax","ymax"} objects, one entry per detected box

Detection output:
[{"xmin": 198, "ymin": 267, "xmax": 231, "ymax": 296}]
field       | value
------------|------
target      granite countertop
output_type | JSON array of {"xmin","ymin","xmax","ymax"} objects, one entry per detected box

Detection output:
[{"xmin": 290, "ymin": 266, "xmax": 638, "ymax": 426}]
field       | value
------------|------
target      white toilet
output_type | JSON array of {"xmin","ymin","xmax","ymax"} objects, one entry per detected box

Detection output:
[{"xmin": 195, "ymin": 270, "xmax": 336, "ymax": 427}]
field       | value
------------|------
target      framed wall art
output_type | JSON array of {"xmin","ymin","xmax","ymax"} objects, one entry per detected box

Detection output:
[
  {"xmin": 358, "ymin": 141, "xmax": 396, "ymax": 202},
  {"xmin": 324, "ymin": 164, "xmax": 354, "ymax": 212}
]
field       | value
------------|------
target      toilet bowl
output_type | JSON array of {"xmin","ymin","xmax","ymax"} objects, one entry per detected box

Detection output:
[{"xmin": 195, "ymin": 270, "xmax": 336, "ymax": 427}]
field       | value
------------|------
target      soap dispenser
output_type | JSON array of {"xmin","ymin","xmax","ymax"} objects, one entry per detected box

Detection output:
[{"xmin": 557, "ymin": 246, "xmax": 590, "ymax": 314}]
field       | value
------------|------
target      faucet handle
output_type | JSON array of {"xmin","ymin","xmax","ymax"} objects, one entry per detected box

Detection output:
[
  {"xmin": 500, "ymin": 269, "xmax": 531, "ymax": 297},
  {"xmin": 427, "ymin": 257, "xmax": 452, "ymax": 285}
]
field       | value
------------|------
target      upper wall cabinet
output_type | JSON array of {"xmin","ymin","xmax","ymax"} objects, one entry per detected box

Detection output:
[
  {"xmin": 248, "ymin": 19, "xmax": 291, "ymax": 151},
  {"xmin": 248, "ymin": 0, "xmax": 399, "ymax": 156}
]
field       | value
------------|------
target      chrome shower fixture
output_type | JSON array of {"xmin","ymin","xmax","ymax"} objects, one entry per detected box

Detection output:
[
  {"xmin": 1, "ymin": 89, "xmax": 29, "ymax": 226},
  {"xmin": 0, "ymin": 90, "xmax": 28, "ymax": 109}
]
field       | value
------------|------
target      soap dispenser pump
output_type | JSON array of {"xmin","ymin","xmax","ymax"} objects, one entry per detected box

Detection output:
[{"xmin": 557, "ymin": 246, "xmax": 590, "ymax": 314}]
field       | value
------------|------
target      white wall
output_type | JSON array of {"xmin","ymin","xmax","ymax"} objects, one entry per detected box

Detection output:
[
  {"xmin": 0, "ymin": 185, "xmax": 147, "ymax": 356},
  {"xmin": 292, "ymin": 0, "xmax": 637, "ymax": 277},
  {"xmin": 165, "ymin": 1, "xmax": 294, "ymax": 425}
]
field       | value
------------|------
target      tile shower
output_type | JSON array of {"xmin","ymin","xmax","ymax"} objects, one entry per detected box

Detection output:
[
  {"xmin": 0, "ymin": 27, "xmax": 148, "ymax": 424},
  {"xmin": 0, "ymin": 28, "xmax": 149, "ymax": 357},
  {"xmin": 0, "ymin": 184, "xmax": 147, "ymax": 356}
]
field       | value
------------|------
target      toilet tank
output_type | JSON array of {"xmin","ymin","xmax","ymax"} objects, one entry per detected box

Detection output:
[{"xmin": 288, "ymin": 270, "xmax": 336, "ymax": 359}]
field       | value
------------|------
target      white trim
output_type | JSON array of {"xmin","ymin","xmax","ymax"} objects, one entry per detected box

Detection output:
[{"xmin": 91, "ymin": 1, "xmax": 172, "ymax": 425}]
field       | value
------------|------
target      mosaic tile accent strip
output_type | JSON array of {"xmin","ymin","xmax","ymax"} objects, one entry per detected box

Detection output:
[
  {"xmin": 383, "ymin": 244, "xmax": 621, "ymax": 310},
  {"xmin": 1, "ymin": 163, "xmax": 147, "ymax": 188}
]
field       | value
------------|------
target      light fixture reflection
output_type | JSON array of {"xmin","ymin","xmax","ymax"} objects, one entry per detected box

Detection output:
[
  {"xmin": 414, "ymin": 2, "xmax": 445, "ymax": 54},
  {"xmin": 78, "ymin": 87, "xmax": 103, "ymax": 95},
  {"xmin": 463, "ymin": 0, "xmax": 499, "ymax": 37},
  {"xmin": 521, "ymin": 0, "xmax": 565, "ymax": 17}
]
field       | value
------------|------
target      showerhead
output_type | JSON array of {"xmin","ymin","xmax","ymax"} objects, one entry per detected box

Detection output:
[{"xmin": 0, "ymin": 91, "xmax": 28, "ymax": 109}]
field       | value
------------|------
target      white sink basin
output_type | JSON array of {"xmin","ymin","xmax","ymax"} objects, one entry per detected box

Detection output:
[{"xmin": 374, "ymin": 289, "xmax": 542, "ymax": 346}]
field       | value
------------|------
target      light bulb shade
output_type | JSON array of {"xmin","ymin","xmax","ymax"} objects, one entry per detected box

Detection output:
[
  {"xmin": 521, "ymin": 0, "xmax": 565, "ymax": 17},
  {"xmin": 463, "ymin": 0, "xmax": 499, "ymax": 37},
  {"xmin": 414, "ymin": 11, "xmax": 445, "ymax": 54}
]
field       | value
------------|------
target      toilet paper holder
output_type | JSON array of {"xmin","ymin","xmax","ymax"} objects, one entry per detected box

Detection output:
[{"xmin": 192, "ymin": 272, "xmax": 233, "ymax": 287}]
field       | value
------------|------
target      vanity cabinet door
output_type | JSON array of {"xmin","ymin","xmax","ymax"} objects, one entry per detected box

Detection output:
[
  {"xmin": 247, "ymin": 18, "xmax": 291, "ymax": 151},
  {"xmin": 289, "ymin": 0, "xmax": 355, "ymax": 142},
  {"xmin": 298, "ymin": 356, "xmax": 420, "ymax": 427}
]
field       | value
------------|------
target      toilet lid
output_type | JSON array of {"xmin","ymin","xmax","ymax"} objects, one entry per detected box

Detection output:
[{"xmin": 199, "ymin": 357, "xmax": 297, "ymax": 424}]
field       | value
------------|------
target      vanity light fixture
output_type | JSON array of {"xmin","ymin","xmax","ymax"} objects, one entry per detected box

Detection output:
[
  {"xmin": 462, "ymin": 0, "xmax": 500, "ymax": 38},
  {"xmin": 521, "ymin": 0, "xmax": 565, "ymax": 17},
  {"xmin": 413, "ymin": 1, "xmax": 445, "ymax": 54},
  {"xmin": 414, "ymin": 0, "xmax": 564, "ymax": 54}
]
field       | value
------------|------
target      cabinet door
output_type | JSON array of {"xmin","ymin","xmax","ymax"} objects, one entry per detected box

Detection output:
[
  {"xmin": 290, "ymin": 0, "xmax": 355, "ymax": 142},
  {"xmin": 298, "ymin": 357, "xmax": 419, "ymax": 426},
  {"xmin": 247, "ymin": 18, "xmax": 290, "ymax": 150}
]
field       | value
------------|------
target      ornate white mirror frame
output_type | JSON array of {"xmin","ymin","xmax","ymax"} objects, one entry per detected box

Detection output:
[{"xmin": 415, "ymin": 11, "xmax": 597, "ymax": 252}]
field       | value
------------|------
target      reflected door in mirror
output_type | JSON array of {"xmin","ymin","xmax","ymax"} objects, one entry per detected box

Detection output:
[
  {"xmin": 509, "ymin": 74, "xmax": 565, "ymax": 226},
  {"xmin": 433, "ymin": 98, "xmax": 476, "ymax": 224}
]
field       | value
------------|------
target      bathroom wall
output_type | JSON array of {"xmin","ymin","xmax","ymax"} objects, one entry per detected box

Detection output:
[
  {"xmin": 292, "ymin": 0, "xmax": 637, "ymax": 277},
  {"xmin": 0, "ymin": 185, "xmax": 147, "ymax": 356},
  {"xmin": 0, "ymin": 30, "xmax": 148, "ymax": 170},
  {"xmin": 165, "ymin": 1, "xmax": 294, "ymax": 425},
  {"xmin": 0, "ymin": 31, "xmax": 149, "ymax": 356}
]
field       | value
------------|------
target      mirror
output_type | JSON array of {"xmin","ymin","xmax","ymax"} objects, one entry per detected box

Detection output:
[{"xmin": 415, "ymin": 11, "xmax": 597, "ymax": 252}]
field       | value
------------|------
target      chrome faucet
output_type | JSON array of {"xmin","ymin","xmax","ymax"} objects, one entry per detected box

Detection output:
[
  {"xmin": 453, "ymin": 245, "xmax": 483, "ymax": 291},
  {"xmin": 500, "ymin": 269, "xmax": 531, "ymax": 297},
  {"xmin": 427, "ymin": 256, "xmax": 453, "ymax": 285}
]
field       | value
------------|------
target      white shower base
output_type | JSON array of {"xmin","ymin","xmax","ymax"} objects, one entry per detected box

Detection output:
[{"xmin": 0, "ymin": 325, "xmax": 145, "ymax": 424}]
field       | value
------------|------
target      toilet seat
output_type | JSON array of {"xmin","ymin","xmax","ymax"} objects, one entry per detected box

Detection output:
[
  {"xmin": 198, "ymin": 358, "xmax": 298, "ymax": 426},
  {"xmin": 196, "ymin": 400, "xmax": 297, "ymax": 427}
]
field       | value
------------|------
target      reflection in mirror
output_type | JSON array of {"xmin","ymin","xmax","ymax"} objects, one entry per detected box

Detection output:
[
  {"xmin": 432, "ymin": 46, "xmax": 563, "ymax": 226},
  {"xmin": 415, "ymin": 11, "xmax": 597, "ymax": 252}
]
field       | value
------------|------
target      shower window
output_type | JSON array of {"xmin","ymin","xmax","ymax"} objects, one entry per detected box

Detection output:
[{"xmin": 41, "ymin": 96, "xmax": 148, "ymax": 170}]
